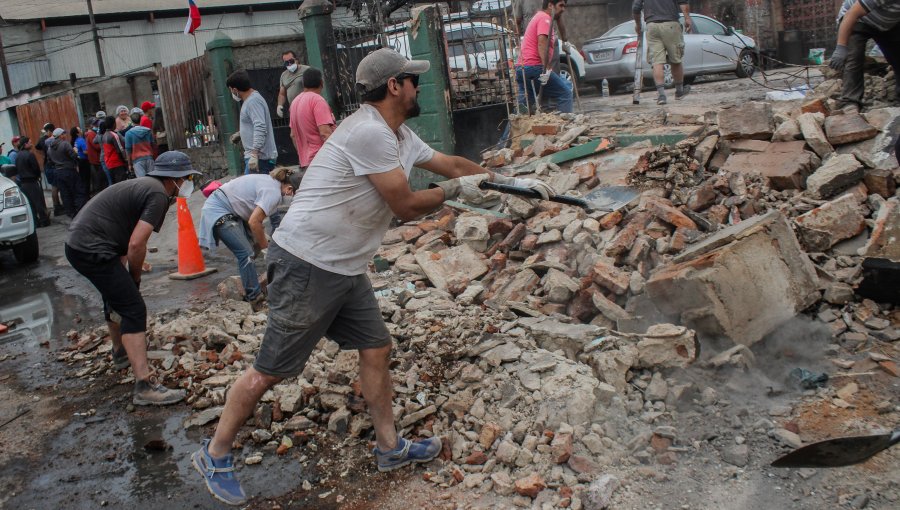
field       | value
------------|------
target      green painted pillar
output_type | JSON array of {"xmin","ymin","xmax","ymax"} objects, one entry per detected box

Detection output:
[
  {"xmin": 207, "ymin": 32, "xmax": 242, "ymax": 175},
  {"xmin": 405, "ymin": 4, "xmax": 456, "ymax": 191},
  {"xmin": 299, "ymin": 0, "xmax": 338, "ymax": 112}
]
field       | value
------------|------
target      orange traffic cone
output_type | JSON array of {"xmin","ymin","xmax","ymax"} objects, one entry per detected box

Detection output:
[{"xmin": 168, "ymin": 196, "xmax": 217, "ymax": 280}]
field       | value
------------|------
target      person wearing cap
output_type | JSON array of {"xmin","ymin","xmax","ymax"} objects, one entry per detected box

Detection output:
[
  {"xmin": 65, "ymin": 151, "xmax": 198, "ymax": 406},
  {"xmin": 85, "ymin": 117, "xmax": 106, "ymax": 194},
  {"xmin": 225, "ymin": 70, "xmax": 278, "ymax": 175},
  {"xmin": 140, "ymin": 101, "xmax": 155, "ymax": 129},
  {"xmin": 47, "ymin": 126, "xmax": 87, "ymax": 217},
  {"xmin": 115, "ymin": 105, "xmax": 132, "ymax": 132},
  {"xmin": 7, "ymin": 136, "xmax": 20, "ymax": 164},
  {"xmin": 276, "ymin": 50, "xmax": 309, "ymax": 119},
  {"xmin": 197, "ymin": 168, "xmax": 299, "ymax": 307},
  {"xmin": 36, "ymin": 122, "xmax": 65, "ymax": 215},
  {"xmin": 14, "ymin": 137, "xmax": 51, "ymax": 227},
  {"xmin": 126, "ymin": 110, "xmax": 155, "ymax": 177},
  {"xmin": 191, "ymin": 48, "xmax": 554, "ymax": 506}
]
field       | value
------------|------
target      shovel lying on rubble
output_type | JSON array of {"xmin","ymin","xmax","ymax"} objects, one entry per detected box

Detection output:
[
  {"xmin": 479, "ymin": 181, "xmax": 639, "ymax": 213},
  {"xmin": 771, "ymin": 429, "xmax": 900, "ymax": 468}
]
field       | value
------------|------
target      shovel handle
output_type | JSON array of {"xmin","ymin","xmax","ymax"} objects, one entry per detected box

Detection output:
[{"xmin": 479, "ymin": 181, "xmax": 588, "ymax": 208}]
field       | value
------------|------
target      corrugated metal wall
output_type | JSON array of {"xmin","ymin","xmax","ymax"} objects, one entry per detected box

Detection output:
[
  {"xmin": 40, "ymin": 10, "xmax": 306, "ymax": 83},
  {"xmin": 4, "ymin": 60, "xmax": 51, "ymax": 95},
  {"xmin": 158, "ymin": 55, "xmax": 214, "ymax": 150},
  {"xmin": 15, "ymin": 93, "xmax": 79, "ymax": 164}
]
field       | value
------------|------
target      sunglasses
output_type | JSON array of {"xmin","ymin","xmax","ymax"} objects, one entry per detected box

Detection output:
[
  {"xmin": 283, "ymin": 59, "xmax": 296, "ymax": 67},
  {"xmin": 395, "ymin": 73, "xmax": 420, "ymax": 88}
]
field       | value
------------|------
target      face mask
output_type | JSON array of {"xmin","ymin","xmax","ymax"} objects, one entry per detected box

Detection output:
[
  {"xmin": 287, "ymin": 63, "xmax": 298, "ymax": 73},
  {"xmin": 231, "ymin": 90, "xmax": 241, "ymax": 102},
  {"xmin": 177, "ymin": 179, "xmax": 194, "ymax": 198}
]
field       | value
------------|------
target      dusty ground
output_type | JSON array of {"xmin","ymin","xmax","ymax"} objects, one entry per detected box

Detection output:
[{"xmin": 1, "ymin": 69, "xmax": 898, "ymax": 510}]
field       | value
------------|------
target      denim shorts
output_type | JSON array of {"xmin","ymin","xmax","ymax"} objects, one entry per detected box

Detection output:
[{"xmin": 253, "ymin": 242, "xmax": 392, "ymax": 378}]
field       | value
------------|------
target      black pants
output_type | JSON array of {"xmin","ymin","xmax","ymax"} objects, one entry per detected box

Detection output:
[
  {"xmin": 840, "ymin": 20, "xmax": 900, "ymax": 106},
  {"xmin": 55, "ymin": 168, "xmax": 87, "ymax": 218},
  {"xmin": 65, "ymin": 245, "xmax": 147, "ymax": 334},
  {"xmin": 90, "ymin": 164, "xmax": 108, "ymax": 194},
  {"xmin": 77, "ymin": 158, "xmax": 92, "ymax": 196},
  {"xmin": 19, "ymin": 180, "xmax": 49, "ymax": 224},
  {"xmin": 109, "ymin": 165, "xmax": 128, "ymax": 184}
]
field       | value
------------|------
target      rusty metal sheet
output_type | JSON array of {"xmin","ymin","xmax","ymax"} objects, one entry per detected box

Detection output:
[
  {"xmin": 158, "ymin": 55, "xmax": 211, "ymax": 150},
  {"xmin": 16, "ymin": 92, "xmax": 79, "ymax": 166}
]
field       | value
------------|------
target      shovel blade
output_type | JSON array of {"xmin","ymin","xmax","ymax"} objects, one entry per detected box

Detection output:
[
  {"xmin": 583, "ymin": 186, "xmax": 640, "ymax": 212},
  {"xmin": 771, "ymin": 432, "xmax": 896, "ymax": 468}
]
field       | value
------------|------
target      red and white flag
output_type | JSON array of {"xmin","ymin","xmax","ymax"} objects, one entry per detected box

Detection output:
[{"xmin": 184, "ymin": 0, "xmax": 201, "ymax": 35}]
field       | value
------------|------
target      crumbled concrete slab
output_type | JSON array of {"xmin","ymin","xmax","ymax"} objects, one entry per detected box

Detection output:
[
  {"xmin": 806, "ymin": 154, "xmax": 864, "ymax": 199},
  {"xmin": 718, "ymin": 102, "xmax": 774, "ymax": 140},
  {"xmin": 824, "ymin": 113, "xmax": 879, "ymax": 145},
  {"xmin": 795, "ymin": 194, "xmax": 867, "ymax": 251},
  {"xmin": 797, "ymin": 112, "xmax": 834, "ymax": 158},
  {"xmin": 645, "ymin": 211, "xmax": 819, "ymax": 346}
]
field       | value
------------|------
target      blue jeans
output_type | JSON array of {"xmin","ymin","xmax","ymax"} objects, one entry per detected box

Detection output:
[
  {"xmin": 214, "ymin": 217, "xmax": 261, "ymax": 300},
  {"xmin": 514, "ymin": 65, "xmax": 573, "ymax": 114},
  {"xmin": 243, "ymin": 157, "xmax": 276, "ymax": 175},
  {"xmin": 133, "ymin": 158, "xmax": 154, "ymax": 177}
]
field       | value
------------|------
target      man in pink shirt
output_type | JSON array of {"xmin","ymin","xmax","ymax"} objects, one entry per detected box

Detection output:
[
  {"xmin": 289, "ymin": 68, "xmax": 336, "ymax": 168},
  {"xmin": 515, "ymin": 0, "xmax": 573, "ymax": 113}
]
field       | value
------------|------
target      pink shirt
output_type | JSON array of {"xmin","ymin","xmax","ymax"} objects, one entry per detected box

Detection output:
[
  {"xmin": 289, "ymin": 91, "xmax": 336, "ymax": 167},
  {"xmin": 517, "ymin": 10, "xmax": 555, "ymax": 67}
]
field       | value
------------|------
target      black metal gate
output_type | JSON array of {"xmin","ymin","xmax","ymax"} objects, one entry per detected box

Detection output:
[{"xmin": 246, "ymin": 57, "xmax": 299, "ymax": 166}]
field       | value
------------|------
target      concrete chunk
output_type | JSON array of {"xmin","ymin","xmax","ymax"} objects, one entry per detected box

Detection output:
[
  {"xmin": 772, "ymin": 118, "xmax": 802, "ymax": 142},
  {"xmin": 721, "ymin": 150, "xmax": 818, "ymax": 190},
  {"xmin": 794, "ymin": 194, "xmax": 867, "ymax": 251},
  {"xmin": 864, "ymin": 198, "xmax": 900, "ymax": 262},
  {"xmin": 806, "ymin": 154, "xmax": 864, "ymax": 199},
  {"xmin": 646, "ymin": 211, "xmax": 819, "ymax": 346},
  {"xmin": 824, "ymin": 113, "xmax": 879, "ymax": 145},
  {"xmin": 454, "ymin": 214, "xmax": 490, "ymax": 252},
  {"xmin": 718, "ymin": 102, "xmax": 774, "ymax": 140},
  {"xmin": 414, "ymin": 243, "xmax": 489, "ymax": 293},
  {"xmin": 797, "ymin": 112, "xmax": 834, "ymax": 158}
]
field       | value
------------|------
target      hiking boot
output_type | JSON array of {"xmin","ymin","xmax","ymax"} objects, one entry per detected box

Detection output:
[
  {"xmin": 675, "ymin": 84, "xmax": 691, "ymax": 100},
  {"xmin": 656, "ymin": 95, "xmax": 667, "ymax": 105},
  {"xmin": 374, "ymin": 435, "xmax": 442, "ymax": 472},
  {"xmin": 112, "ymin": 346, "xmax": 131, "ymax": 370},
  {"xmin": 133, "ymin": 377, "xmax": 186, "ymax": 406},
  {"xmin": 192, "ymin": 439, "xmax": 248, "ymax": 506}
]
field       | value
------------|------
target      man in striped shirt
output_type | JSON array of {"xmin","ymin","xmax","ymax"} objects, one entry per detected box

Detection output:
[{"xmin": 830, "ymin": 0, "xmax": 900, "ymax": 111}]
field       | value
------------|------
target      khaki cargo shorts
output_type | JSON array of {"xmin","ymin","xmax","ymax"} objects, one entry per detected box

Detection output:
[{"xmin": 646, "ymin": 21, "xmax": 685, "ymax": 65}]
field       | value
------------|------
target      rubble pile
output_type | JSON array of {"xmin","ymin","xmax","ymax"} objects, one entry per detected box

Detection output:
[
  {"xmin": 56, "ymin": 99, "xmax": 899, "ymax": 507},
  {"xmin": 816, "ymin": 65, "xmax": 897, "ymax": 107}
]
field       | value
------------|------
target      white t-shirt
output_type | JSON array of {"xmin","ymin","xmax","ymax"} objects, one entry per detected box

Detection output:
[
  {"xmin": 220, "ymin": 174, "xmax": 283, "ymax": 220},
  {"xmin": 273, "ymin": 104, "xmax": 435, "ymax": 275}
]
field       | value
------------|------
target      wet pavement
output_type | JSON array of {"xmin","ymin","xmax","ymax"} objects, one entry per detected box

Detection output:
[{"xmin": 0, "ymin": 218, "xmax": 318, "ymax": 509}]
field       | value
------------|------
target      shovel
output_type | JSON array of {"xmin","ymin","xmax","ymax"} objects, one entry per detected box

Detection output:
[
  {"xmin": 771, "ymin": 429, "xmax": 900, "ymax": 468},
  {"xmin": 480, "ymin": 181, "xmax": 639, "ymax": 213}
]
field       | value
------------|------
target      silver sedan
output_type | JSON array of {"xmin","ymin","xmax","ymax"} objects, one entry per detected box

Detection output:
[{"xmin": 582, "ymin": 14, "xmax": 757, "ymax": 92}]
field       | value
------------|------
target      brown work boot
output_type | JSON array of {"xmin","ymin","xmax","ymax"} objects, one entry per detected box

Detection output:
[{"xmin": 133, "ymin": 377, "xmax": 186, "ymax": 406}]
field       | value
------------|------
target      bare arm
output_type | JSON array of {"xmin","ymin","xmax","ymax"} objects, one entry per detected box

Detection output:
[
  {"xmin": 556, "ymin": 16, "xmax": 568, "ymax": 42},
  {"xmin": 680, "ymin": 3, "xmax": 692, "ymax": 33},
  {"xmin": 277, "ymin": 85, "xmax": 287, "ymax": 108},
  {"xmin": 317, "ymin": 124, "xmax": 334, "ymax": 143},
  {"xmin": 837, "ymin": 1, "xmax": 867, "ymax": 46},
  {"xmin": 127, "ymin": 220, "xmax": 155, "ymax": 284},
  {"xmin": 248, "ymin": 206, "xmax": 268, "ymax": 249},
  {"xmin": 538, "ymin": 34, "xmax": 551, "ymax": 69},
  {"xmin": 367, "ymin": 168, "xmax": 447, "ymax": 222},
  {"xmin": 290, "ymin": 126, "xmax": 299, "ymax": 154},
  {"xmin": 417, "ymin": 152, "xmax": 489, "ymax": 180}
]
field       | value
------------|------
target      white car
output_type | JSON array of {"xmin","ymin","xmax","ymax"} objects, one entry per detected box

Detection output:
[
  {"xmin": 0, "ymin": 293, "xmax": 53, "ymax": 345},
  {"xmin": 0, "ymin": 175, "xmax": 38, "ymax": 264}
]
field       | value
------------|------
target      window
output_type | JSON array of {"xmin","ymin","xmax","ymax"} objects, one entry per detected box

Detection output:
[
  {"xmin": 692, "ymin": 17, "xmax": 727, "ymax": 36},
  {"xmin": 603, "ymin": 23, "xmax": 636, "ymax": 37}
]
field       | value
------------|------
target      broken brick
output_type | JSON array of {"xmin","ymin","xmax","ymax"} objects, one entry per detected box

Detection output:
[
  {"xmin": 795, "ymin": 194, "xmax": 867, "ymax": 251},
  {"xmin": 824, "ymin": 113, "xmax": 879, "ymax": 145},
  {"xmin": 592, "ymin": 260, "xmax": 630, "ymax": 295},
  {"xmin": 806, "ymin": 153, "xmax": 864, "ymax": 199},
  {"xmin": 721, "ymin": 151, "xmax": 817, "ymax": 191},
  {"xmin": 573, "ymin": 161, "xmax": 597, "ymax": 182},
  {"xmin": 797, "ymin": 112, "xmax": 834, "ymax": 158},
  {"xmin": 515, "ymin": 473, "xmax": 546, "ymax": 498},
  {"xmin": 863, "ymin": 168, "xmax": 896, "ymax": 198},
  {"xmin": 800, "ymin": 97, "xmax": 829, "ymax": 116},
  {"xmin": 643, "ymin": 197, "xmax": 698, "ymax": 230},
  {"xmin": 465, "ymin": 451, "xmax": 488, "ymax": 465},
  {"xmin": 550, "ymin": 432, "xmax": 573, "ymax": 464},
  {"xmin": 717, "ymin": 101, "xmax": 774, "ymax": 140},
  {"xmin": 531, "ymin": 124, "xmax": 560, "ymax": 135}
]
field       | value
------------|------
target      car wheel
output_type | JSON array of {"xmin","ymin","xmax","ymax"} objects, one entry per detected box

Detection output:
[
  {"xmin": 12, "ymin": 232, "xmax": 39, "ymax": 264},
  {"xmin": 559, "ymin": 63, "xmax": 579, "ymax": 89},
  {"xmin": 642, "ymin": 64, "xmax": 674, "ymax": 88},
  {"xmin": 736, "ymin": 50, "xmax": 756, "ymax": 78}
]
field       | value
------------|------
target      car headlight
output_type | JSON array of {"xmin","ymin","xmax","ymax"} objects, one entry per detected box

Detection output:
[{"xmin": 4, "ymin": 187, "xmax": 24, "ymax": 208}]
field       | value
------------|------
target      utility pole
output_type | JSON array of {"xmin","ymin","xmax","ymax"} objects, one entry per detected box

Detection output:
[
  {"xmin": 86, "ymin": 0, "xmax": 106, "ymax": 76},
  {"xmin": 0, "ymin": 29, "xmax": 13, "ymax": 97}
]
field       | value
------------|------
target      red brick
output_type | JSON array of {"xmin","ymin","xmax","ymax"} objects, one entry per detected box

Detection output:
[
  {"xmin": 643, "ymin": 197, "xmax": 698, "ymax": 230},
  {"xmin": 566, "ymin": 454, "xmax": 599, "ymax": 475},
  {"xmin": 605, "ymin": 212, "xmax": 651, "ymax": 257},
  {"xmin": 550, "ymin": 432, "xmax": 573, "ymax": 464},
  {"xmin": 729, "ymin": 139, "xmax": 771, "ymax": 153},
  {"xmin": 650, "ymin": 433, "xmax": 672, "ymax": 453},
  {"xmin": 707, "ymin": 204, "xmax": 729, "ymax": 225},
  {"xmin": 515, "ymin": 473, "xmax": 546, "ymax": 498},
  {"xmin": 520, "ymin": 234, "xmax": 539, "ymax": 251},
  {"xmin": 598, "ymin": 210, "xmax": 623, "ymax": 230},
  {"xmin": 531, "ymin": 124, "xmax": 560, "ymax": 135},
  {"xmin": 488, "ymin": 218, "xmax": 514, "ymax": 237},
  {"xmin": 465, "ymin": 451, "xmax": 488, "ymax": 465},
  {"xmin": 592, "ymin": 260, "xmax": 630, "ymax": 295},
  {"xmin": 574, "ymin": 161, "xmax": 596, "ymax": 182},
  {"xmin": 863, "ymin": 168, "xmax": 896, "ymax": 198},
  {"xmin": 687, "ymin": 183, "xmax": 717, "ymax": 211},
  {"xmin": 800, "ymin": 97, "xmax": 829, "ymax": 116},
  {"xmin": 824, "ymin": 113, "xmax": 879, "ymax": 145}
]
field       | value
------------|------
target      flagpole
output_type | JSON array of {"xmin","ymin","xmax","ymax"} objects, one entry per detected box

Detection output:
[{"xmin": 192, "ymin": 33, "xmax": 200, "ymax": 57}]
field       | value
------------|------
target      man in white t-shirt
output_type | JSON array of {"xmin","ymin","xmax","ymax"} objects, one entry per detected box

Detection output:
[{"xmin": 191, "ymin": 48, "xmax": 555, "ymax": 506}]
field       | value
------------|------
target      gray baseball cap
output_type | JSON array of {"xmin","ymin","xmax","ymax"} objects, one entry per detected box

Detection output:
[
  {"xmin": 148, "ymin": 151, "xmax": 202, "ymax": 179},
  {"xmin": 356, "ymin": 48, "xmax": 429, "ymax": 93}
]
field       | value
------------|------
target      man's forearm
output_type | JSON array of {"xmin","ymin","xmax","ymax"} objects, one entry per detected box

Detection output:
[
  {"xmin": 277, "ymin": 90, "xmax": 286, "ymax": 107},
  {"xmin": 126, "ymin": 247, "xmax": 146, "ymax": 283},
  {"xmin": 448, "ymin": 155, "xmax": 488, "ymax": 179},
  {"xmin": 538, "ymin": 37, "xmax": 551, "ymax": 69},
  {"xmin": 556, "ymin": 17, "xmax": 568, "ymax": 41},
  {"xmin": 249, "ymin": 220, "xmax": 267, "ymax": 249},
  {"xmin": 837, "ymin": 7, "xmax": 864, "ymax": 45}
]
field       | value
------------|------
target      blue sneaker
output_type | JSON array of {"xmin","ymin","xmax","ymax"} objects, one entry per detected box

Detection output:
[
  {"xmin": 192, "ymin": 439, "xmax": 248, "ymax": 506},
  {"xmin": 374, "ymin": 435, "xmax": 442, "ymax": 472}
]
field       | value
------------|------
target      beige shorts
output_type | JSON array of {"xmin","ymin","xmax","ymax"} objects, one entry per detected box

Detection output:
[{"xmin": 646, "ymin": 21, "xmax": 685, "ymax": 65}]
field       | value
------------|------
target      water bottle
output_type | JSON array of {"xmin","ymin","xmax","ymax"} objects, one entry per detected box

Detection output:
[{"xmin": 601, "ymin": 79, "xmax": 610, "ymax": 97}]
